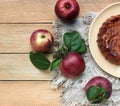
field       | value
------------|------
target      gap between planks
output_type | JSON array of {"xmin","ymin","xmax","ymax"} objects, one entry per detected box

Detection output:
[{"xmin": 0, "ymin": 0, "xmax": 118, "ymax": 23}]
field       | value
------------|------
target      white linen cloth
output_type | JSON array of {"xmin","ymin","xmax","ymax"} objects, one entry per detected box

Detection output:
[{"xmin": 51, "ymin": 12, "xmax": 120, "ymax": 106}]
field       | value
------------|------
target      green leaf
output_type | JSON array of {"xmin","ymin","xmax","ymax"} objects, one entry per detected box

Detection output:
[
  {"xmin": 87, "ymin": 86, "xmax": 108, "ymax": 104},
  {"xmin": 99, "ymin": 86, "xmax": 108, "ymax": 101},
  {"xmin": 50, "ymin": 58, "xmax": 62, "ymax": 71},
  {"xmin": 63, "ymin": 31, "xmax": 82, "ymax": 51},
  {"xmin": 87, "ymin": 86, "xmax": 101, "ymax": 101},
  {"xmin": 63, "ymin": 31, "xmax": 87, "ymax": 54},
  {"xmin": 76, "ymin": 39, "xmax": 87, "ymax": 54},
  {"xmin": 30, "ymin": 52, "xmax": 51, "ymax": 70}
]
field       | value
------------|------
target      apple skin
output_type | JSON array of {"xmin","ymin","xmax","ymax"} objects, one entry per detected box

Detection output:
[
  {"xmin": 55, "ymin": 0, "xmax": 80, "ymax": 21},
  {"xmin": 30, "ymin": 29, "xmax": 54, "ymax": 52},
  {"xmin": 84, "ymin": 76, "xmax": 112, "ymax": 99},
  {"xmin": 60, "ymin": 52, "xmax": 85, "ymax": 78}
]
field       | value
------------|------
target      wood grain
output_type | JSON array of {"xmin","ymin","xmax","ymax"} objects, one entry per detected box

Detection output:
[
  {"xmin": 0, "ymin": 0, "xmax": 56, "ymax": 23},
  {"xmin": 0, "ymin": 24, "xmax": 54, "ymax": 53},
  {"xmin": 0, "ymin": 81, "xmax": 60, "ymax": 106},
  {"xmin": 0, "ymin": 54, "xmax": 54, "ymax": 80},
  {"xmin": 78, "ymin": 0, "xmax": 120, "ymax": 16},
  {"xmin": 0, "ymin": 0, "xmax": 119, "ymax": 105},
  {"xmin": 0, "ymin": 0, "xmax": 119, "ymax": 53},
  {"xmin": 0, "ymin": 0, "xmax": 119, "ymax": 23}
]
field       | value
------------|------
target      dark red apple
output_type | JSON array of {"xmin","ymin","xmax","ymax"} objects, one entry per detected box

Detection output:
[
  {"xmin": 30, "ymin": 29, "xmax": 54, "ymax": 52},
  {"xmin": 55, "ymin": 0, "xmax": 80, "ymax": 21},
  {"xmin": 60, "ymin": 52, "xmax": 85, "ymax": 78},
  {"xmin": 84, "ymin": 76, "xmax": 112, "ymax": 103}
]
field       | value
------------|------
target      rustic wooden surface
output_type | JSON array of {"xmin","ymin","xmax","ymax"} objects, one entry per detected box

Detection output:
[
  {"xmin": 0, "ymin": 0, "xmax": 119, "ymax": 105},
  {"xmin": 0, "ymin": 81, "xmax": 61, "ymax": 106}
]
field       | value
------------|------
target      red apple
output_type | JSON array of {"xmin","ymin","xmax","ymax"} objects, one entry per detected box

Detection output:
[
  {"xmin": 55, "ymin": 0, "xmax": 80, "ymax": 21},
  {"xmin": 60, "ymin": 52, "xmax": 85, "ymax": 78},
  {"xmin": 84, "ymin": 76, "xmax": 112, "ymax": 103},
  {"xmin": 30, "ymin": 29, "xmax": 54, "ymax": 52}
]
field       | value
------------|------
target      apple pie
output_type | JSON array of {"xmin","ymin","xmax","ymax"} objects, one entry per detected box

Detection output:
[{"xmin": 97, "ymin": 15, "xmax": 120, "ymax": 65}]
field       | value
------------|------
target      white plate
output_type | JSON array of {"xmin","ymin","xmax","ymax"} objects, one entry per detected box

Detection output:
[{"xmin": 89, "ymin": 2, "xmax": 120, "ymax": 78}]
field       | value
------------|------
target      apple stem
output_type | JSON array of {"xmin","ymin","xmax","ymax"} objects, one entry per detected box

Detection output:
[
  {"xmin": 65, "ymin": 4, "xmax": 70, "ymax": 9},
  {"xmin": 41, "ymin": 35, "xmax": 45, "ymax": 38}
]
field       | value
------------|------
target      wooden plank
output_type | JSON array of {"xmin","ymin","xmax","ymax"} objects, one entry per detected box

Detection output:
[
  {"xmin": 0, "ymin": 0, "xmax": 119, "ymax": 23},
  {"xmin": 0, "ymin": 24, "xmax": 54, "ymax": 53},
  {"xmin": 0, "ymin": 81, "xmax": 60, "ymax": 106},
  {"xmin": 0, "ymin": 54, "xmax": 53, "ymax": 80},
  {"xmin": 0, "ymin": 0, "xmax": 56, "ymax": 23},
  {"xmin": 78, "ymin": 0, "xmax": 119, "ymax": 16}
]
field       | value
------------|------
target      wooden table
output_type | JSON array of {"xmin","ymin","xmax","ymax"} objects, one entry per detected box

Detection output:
[{"xmin": 0, "ymin": 0, "xmax": 119, "ymax": 105}]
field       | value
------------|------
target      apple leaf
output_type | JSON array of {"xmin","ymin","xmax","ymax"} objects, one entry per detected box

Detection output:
[
  {"xmin": 63, "ymin": 31, "xmax": 87, "ymax": 54},
  {"xmin": 63, "ymin": 31, "xmax": 82, "ymax": 51},
  {"xmin": 76, "ymin": 39, "xmax": 87, "ymax": 54},
  {"xmin": 50, "ymin": 58, "xmax": 62, "ymax": 71},
  {"xmin": 87, "ymin": 86, "xmax": 108, "ymax": 104},
  {"xmin": 30, "ymin": 52, "xmax": 51, "ymax": 70},
  {"xmin": 87, "ymin": 86, "xmax": 101, "ymax": 102}
]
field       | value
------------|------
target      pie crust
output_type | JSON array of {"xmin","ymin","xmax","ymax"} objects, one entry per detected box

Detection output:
[{"xmin": 97, "ymin": 15, "xmax": 120, "ymax": 65}]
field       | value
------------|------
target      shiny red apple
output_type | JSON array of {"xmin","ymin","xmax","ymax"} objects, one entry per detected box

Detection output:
[
  {"xmin": 30, "ymin": 29, "xmax": 54, "ymax": 52},
  {"xmin": 55, "ymin": 0, "xmax": 80, "ymax": 21},
  {"xmin": 60, "ymin": 52, "xmax": 85, "ymax": 78},
  {"xmin": 84, "ymin": 76, "xmax": 112, "ymax": 99},
  {"xmin": 84, "ymin": 76, "xmax": 112, "ymax": 103}
]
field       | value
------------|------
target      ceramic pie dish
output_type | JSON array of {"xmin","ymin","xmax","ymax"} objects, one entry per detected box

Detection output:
[{"xmin": 89, "ymin": 2, "xmax": 120, "ymax": 78}]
